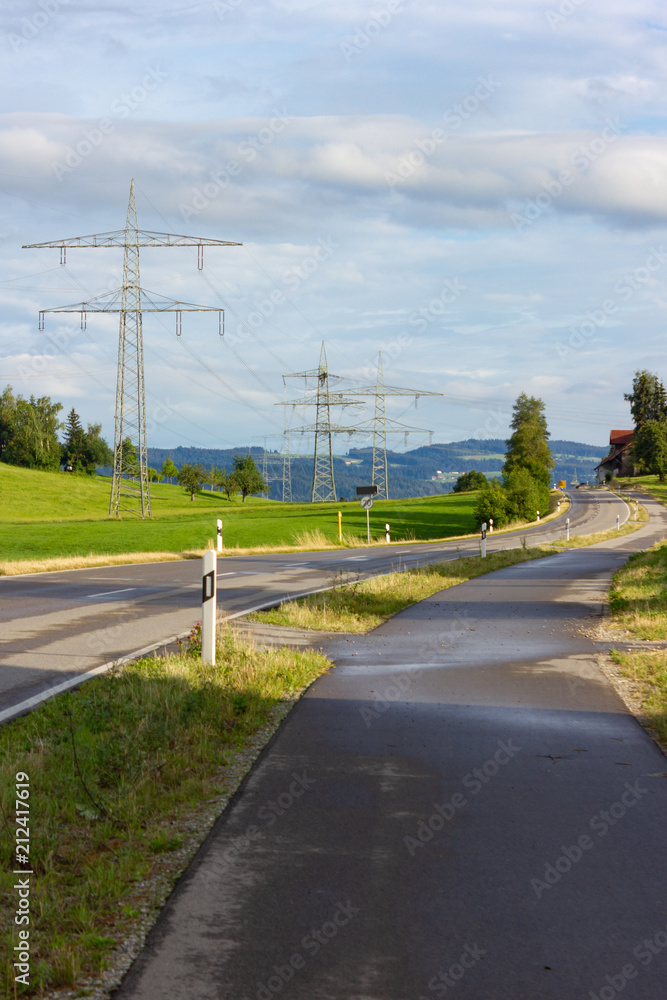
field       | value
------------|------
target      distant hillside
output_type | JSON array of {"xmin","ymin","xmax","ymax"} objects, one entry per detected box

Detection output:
[{"xmin": 144, "ymin": 438, "xmax": 606, "ymax": 502}]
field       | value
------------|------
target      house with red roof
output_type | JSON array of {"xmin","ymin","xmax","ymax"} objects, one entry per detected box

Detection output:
[{"xmin": 595, "ymin": 430, "xmax": 635, "ymax": 483}]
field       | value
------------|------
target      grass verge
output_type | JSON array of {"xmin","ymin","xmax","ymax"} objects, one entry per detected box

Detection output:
[
  {"xmin": 0, "ymin": 629, "xmax": 330, "ymax": 998},
  {"xmin": 548, "ymin": 502, "xmax": 649, "ymax": 548},
  {"xmin": 251, "ymin": 546, "xmax": 557, "ymax": 633},
  {"xmin": 607, "ymin": 540, "xmax": 667, "ymax": 752}
]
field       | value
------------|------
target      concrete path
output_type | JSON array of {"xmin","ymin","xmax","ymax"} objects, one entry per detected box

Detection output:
[{"xmin": 113, "ymin": 503, "xmax": 667, "ymax": 1000}]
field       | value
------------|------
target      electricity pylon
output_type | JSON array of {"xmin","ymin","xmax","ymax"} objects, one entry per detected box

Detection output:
[
  {"xmin": 280, "ymin": 342, "xmax": 362, "ymax": 502},
  {"xmin": 24, "ymin": 180, "xmax": 241, "ymax": 518},
  {"xmin": 346, "ymin": 352, "xmax": 442, "ymax": 499}
]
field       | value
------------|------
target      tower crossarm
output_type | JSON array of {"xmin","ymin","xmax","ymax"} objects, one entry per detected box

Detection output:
[
  {"xmin": 278, "ymin": 394, "xmax": 362, "ymax": 408},
  {"xmin": 346, "ymin": 384, "xmax": 443, "ymax": 399},
  {"xmin": 23, "ymin": 230, "xmax": 242, "ymax": 249}
]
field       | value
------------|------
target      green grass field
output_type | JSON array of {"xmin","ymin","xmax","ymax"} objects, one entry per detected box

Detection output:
[{"xmin": 0, "ymin": 463, "xmax": 479, "ymax": 562}]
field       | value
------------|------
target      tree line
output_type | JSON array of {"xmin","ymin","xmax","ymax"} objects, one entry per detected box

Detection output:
[
  {"xmin": 0, "ymin": 386, "xmax": 112, "ymax": 474},
  {"xmin": 624, "ymin": 369, "xmax": 667, "ymax": 480},
  {"xmin": 166, "ymin": 454, "xmax": 266, "ymax": 502},
  {"xmin": 451, "ymin": 393, "xmax": 555, "ymax": 527}
]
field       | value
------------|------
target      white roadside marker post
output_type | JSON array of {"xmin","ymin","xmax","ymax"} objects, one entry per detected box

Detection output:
[
  {"xmin": 481, "ymin": 522, "xmax": 487, "ymax": 559},
  {"xmin": 566, "ymin": 517, "xmax": 570, "ymax": 542},
  {"xmin": 385, "ymin": 523, "xmax": 390, "ymax": 544},
  {"xmin": 536, "ymin": 509, "xmax": 540, "ymax": 522},
  {"xmin": 202, "ymin": 549, "xmax": 217, "ymax": 665},
  {"xmin": 216, "ymin": 518, "xmax": 223, "ymax": 553},
  {"xmin": 616, "ymin": 514, "xmax": 620, "ymax": 531},
  {"xmin": 634, "ymin": 502, "xmax": 638, "ymax": 521},
  {"xmin": 489, "ymin": 518, "xmax": 493, "ymax": 534}
]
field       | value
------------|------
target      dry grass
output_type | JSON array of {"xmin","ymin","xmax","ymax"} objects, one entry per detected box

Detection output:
[
  {"xmin": 0, "ymin": 551, "xmax": 199, "ymax": 577},
  {"xmin": 251, "ymin": 546, "xmax": 556, "ymax": 633},
  {"xmin": 610, "ymin": 649, "xmax": 667, "ymax": 747},
  {"xmin": 0, "ymin": 627, "xmax": 330, "ymax": 998}
]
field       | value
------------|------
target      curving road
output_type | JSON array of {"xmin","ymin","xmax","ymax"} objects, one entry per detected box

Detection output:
[{"xmin": 0, "ymin": 489, "xmax": 643, "ymax": 723}]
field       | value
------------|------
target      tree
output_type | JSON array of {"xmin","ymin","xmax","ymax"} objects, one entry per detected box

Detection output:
[
  {"xmin": 177, "ymin": 463, "xmax": 208, "ymax": 501},
  {"xmin": 5, "ymin": 393, "xmax": 62, "ymax": 470},
  {"xmin": 632, "ymin": 420, "xmax": 667, "ymax": 481},
  {"xmin": 504, "ymin": 467, "xmax": 546, "ymax": 522},
  {"xmin": 218, "ymin": 469, "xmax": 237, "ymax": 501},
  {"xmin": 503, "ymin": 393, "xmax": 554, "ymax": 488},
  {"xmin": 161, "ymin": 456, "xmax": 178, "ymax": 484},
  {"xmin": 232, "ymin": 454, "xmax": 266, "ymax": 503},
  {"xmin": 61, "ymin": 408, "xmax": 89, "ymax": 471},
  {"xmin": 82, "ymin": 423, "xmax": 113, "ymax": 473},
  {"xmin": 474, "ymin": 479, "xmax": 508, "ymax": 528},
  {"xmin": 453, "ymin": 469, "xmax": 487, "ymax": 493},
  {"xmin": 624, "ymin": 370, "xmax": 667, "ymax": 429}
]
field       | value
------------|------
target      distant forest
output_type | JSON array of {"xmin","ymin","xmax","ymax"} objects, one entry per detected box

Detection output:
[{"xmin": 144, "ymin": 438, "xmax": 606, "ymax": 502}]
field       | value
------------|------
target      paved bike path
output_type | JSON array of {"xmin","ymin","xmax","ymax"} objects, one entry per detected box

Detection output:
[{"xmin": 113, "ymin": 513, "xmax": 667, "ymax": 1000}]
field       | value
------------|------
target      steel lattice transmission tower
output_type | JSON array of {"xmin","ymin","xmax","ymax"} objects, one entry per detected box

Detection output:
[
  {"xmin": 281, "ymin": 342, "xmax": 361, "ymax": 502},
  {"xmin": 347, "ymin": 352, "xmax": 442, "ymax": 499},
  {"xmin": 24, "ymin": 180, "xmax": 241, "ymax": 518}
]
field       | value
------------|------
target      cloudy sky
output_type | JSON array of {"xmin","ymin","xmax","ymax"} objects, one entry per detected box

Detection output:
[{"xmin": 1, "ymin": 0, "xmax": 666, "ymax": 454}]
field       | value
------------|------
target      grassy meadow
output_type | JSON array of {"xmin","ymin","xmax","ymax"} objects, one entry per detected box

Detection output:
[{"xmin": 0, "ymin": 463, "xmax": 479, "ymax": 564}]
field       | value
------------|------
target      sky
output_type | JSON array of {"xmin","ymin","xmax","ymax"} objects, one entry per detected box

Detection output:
[{"xmin": 1, "ymin": 0, "xmax": 666, "ymax": 456}]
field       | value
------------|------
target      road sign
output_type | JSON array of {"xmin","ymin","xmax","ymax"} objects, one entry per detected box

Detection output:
[
  {"xmin": 356, "ymin": 485, "xmax": 378, "ymax": 496},
  {"xmin": 360, "ymin": 495, "xmax": 374, "ymax": 510}
]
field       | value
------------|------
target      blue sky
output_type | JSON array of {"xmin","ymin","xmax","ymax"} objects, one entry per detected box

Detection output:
[{"xmin": 1, "ymin": 0, "xmax": 666, "ymax": 454}]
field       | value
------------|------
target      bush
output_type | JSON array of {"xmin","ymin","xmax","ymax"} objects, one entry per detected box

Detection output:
[
  {"xmin": 474, "ymin": 479, "xmax": 508, "ymax": 528},
  {"xmin": 453, "ymin": 469, "xmax": 487, "ymax": 493},
  {"xmin": 504, "ymin": 468, "xmax": 548, "ymax": 522}
]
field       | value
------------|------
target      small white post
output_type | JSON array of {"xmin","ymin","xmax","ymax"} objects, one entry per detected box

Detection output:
[
  {"xmin": 489, "ymin": 518, "xmax": 494, "ymax": 534},
  {"xmin": 481, "ymin": 522, "xmax": 487, "ymax": 559},
  {"xmin": 216, "ymin": 518, "xmax": 223, "ymax": 553},
  {"xmin": 557, "ymin": 501, "xmax": 561, "ymax": 511},
  {"xmin": 634, "ymin": 502, "xmax": 637, "ymax": 521},
  {"xmin": 616, "ymin": 514, "xmax": 620, "ymax": 531},
  {"xmin": 202, "ymin": 549, "xmax": 217, "ymax": 665},
  {"xmin": 385, "ymin": 522, "xmax": 390, "ymax": 543},
  {"xmin": 566, "ymin": 517, "xmax": 570, "ymax": 542},
  {"xmin": 366, "ymin": 507, "xmax": 370, "ymax": 545},
  {"xmin": 536, "ymin": 510, "xmax": 540, "ymax": 522}
]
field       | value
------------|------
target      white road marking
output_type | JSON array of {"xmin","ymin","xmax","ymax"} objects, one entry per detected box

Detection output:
[
  {"xmin": 88, "ymin": 587, "xmax": 137, "ymax": 598},
  {"xmin": 343, "ymin": 556, "xmax": 369, "ymax": 561},
  {"xmin": 217, "ymin": 572, "xmax": 236, "ymax": 577}
]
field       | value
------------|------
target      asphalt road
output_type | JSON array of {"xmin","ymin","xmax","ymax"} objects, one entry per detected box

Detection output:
[
  {"xmin": 113, "ymin": 494, "xmax": 667, "ymax": 1000},
  {"xmin": 0, "ymin": 489, "xmax": 637, "ymax": 722}
]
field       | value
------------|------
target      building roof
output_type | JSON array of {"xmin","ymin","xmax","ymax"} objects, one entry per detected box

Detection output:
[{"xmin": 610, "ymin": 429, "xmax": 634, "ymax": 446}]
